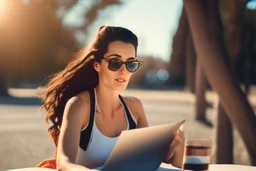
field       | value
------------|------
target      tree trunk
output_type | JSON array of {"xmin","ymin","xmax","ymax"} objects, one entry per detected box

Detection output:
[
  {"xmin": 194, "ymin": 0, "xmax": 209, "ymax": 122},
  {"xmin": 242, "ymin": 23, "xmax": 255, "ymax": 96},
  {"xmin": 216, "ymin": 103, "xmax": 234, "ymax": 163},
  {"xmin": 0, "ymin": 67, "xmax": 9, "ymax": 96},
  {"xmin": 185, "ymin": 33, "xmax": 196, "ymax": 93},
  {"xmin": 216, "ymin": 0, "xmax": 246, "ymax": 163},
  {"xmin": 224, "ymin": 0, "xmax": 245, "ymax": 69},
  {"xmin": 195, "ymin": 60, "xmax": 207, "ymax": 120},
  {"xmin": 208, "ymin": 0, "xmax": 234, "ymax": 163},
  {"xmin": 184, "ymin": 0, "xmax": 256, "ymax": 165},
  {"xmin": 168, "ymin": 7, "xmax": 189, "ymax": 85},
  {"xmin": 0, "ymin": 14, "xmax": 9, "ymax": 96}
]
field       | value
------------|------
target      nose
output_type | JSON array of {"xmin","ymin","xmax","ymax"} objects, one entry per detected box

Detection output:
[{"xmin": 119, "ymin": 63, "xmax": 127, "ymax": 74}]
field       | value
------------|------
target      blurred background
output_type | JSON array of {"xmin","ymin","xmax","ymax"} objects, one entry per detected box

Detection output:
[{"xmin": 0, "ymin": 0, "xmax": 256, "ymax": 170}]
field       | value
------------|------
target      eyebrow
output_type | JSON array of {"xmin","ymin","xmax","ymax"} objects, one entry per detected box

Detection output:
[
  {"xmin": 105, "ymin": 54, "xmax": 136, "ymax": 60},
  {"xmin": 105, "ymin": 54, "xmax": 121, "ymax": 58}
]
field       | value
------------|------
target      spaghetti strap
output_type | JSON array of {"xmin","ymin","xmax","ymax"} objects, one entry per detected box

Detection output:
[
  {"xmin": 79, "ymin": 88, "xmax": 96, "ymax": 150},
  {"xmin": 119, "ymin": 95, "xmax": 137, "ymax": 130}
]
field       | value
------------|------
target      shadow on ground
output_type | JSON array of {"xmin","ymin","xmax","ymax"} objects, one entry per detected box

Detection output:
[{"xmin": 0, "ymin": 95, "xmax": 42, "ymax": 106}]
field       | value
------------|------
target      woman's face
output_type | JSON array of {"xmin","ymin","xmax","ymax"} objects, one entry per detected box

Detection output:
[{"xmin": 95, "ymin": 41, "xmax": 136, "ymax": 91}]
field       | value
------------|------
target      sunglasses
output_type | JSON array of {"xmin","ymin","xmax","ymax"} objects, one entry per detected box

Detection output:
[{"xmin": 102, "ymin": 57, "xmax": 143, "ymax": 73}]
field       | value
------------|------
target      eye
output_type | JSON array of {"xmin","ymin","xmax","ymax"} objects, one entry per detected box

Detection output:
[
  {"xmin": 108, "ymin": 57, "xmax": 119, "ymax": 61},
  {"xmin": 127, "ymin": 58, "xmax": 136, "ymax": 62},
  {"xmin": 109, "ymin": 59, "xmax": 121, "ymax": 64}
]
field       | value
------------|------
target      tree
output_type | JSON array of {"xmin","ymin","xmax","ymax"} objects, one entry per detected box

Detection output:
[
  {"xmin": 216, "ymin": 0, "xmax": 247, "ymax": 163},
  {"xmin": 167, "ymin": 7, "xmax": 189, "ymax": 86},
  {"xmin": 184, "ymin": 0, "xmax": 256, "ymax": 164}
]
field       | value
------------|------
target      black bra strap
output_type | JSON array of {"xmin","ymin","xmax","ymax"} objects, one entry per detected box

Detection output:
[
  {"xmin": 119, "ymin": 95, "xmax": 136, "ymax": 130},
  {"xmin": 79, "ymin": 88, "xmax": 95, "ymax": 151}
]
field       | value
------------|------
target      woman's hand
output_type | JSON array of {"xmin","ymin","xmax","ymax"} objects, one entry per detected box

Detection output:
[{"xmin": 163, "ymin": 125, "xmax": 185, "ymax": 168}]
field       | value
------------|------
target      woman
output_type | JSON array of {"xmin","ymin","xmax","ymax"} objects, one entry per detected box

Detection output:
[{"xmin": 39, "ymin": 26, "xmax": 184, "ymax": 171}]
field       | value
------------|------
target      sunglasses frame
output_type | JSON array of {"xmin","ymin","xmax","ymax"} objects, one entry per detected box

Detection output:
[{"xmin": 102, "ymin": 57, "xmax": 143, "ymax": 72}]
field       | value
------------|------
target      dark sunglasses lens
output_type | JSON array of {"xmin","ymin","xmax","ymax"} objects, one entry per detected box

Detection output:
[
  {"xmin": 109, "ymin": 59, "xmax": 122, "ymax": 71},
  {"xmin": 127, "ymin": 61, "xmax": 139, "ymax": 72}
]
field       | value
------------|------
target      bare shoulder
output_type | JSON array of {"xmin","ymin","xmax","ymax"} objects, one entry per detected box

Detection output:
[
  {"xmin": 121, "ymin": 95, "xmax": 144, "ymax": 119},
  {"xmin": 64, "ymin": 90, "xmax": 91, "ymax": 128},
  {"xmin": 121, "ymin": 95, "xmax": 143, "ymax": 107},
  {"xmin": 66, "ymin": 91, "xmax": 90, "ymax": 111},
  {"xmin": 121, "ymin": 95, "xmax": 148, "ymax": 128}
]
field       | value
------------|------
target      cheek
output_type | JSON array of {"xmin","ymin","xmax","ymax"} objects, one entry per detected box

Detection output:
[
  {"xmin": 127, "ymin": 73, "xmax": 133, "ymax": 80},
  {"xmin": 98, "ymin": 66, "xmax": 114, "ymax": 79},
  {"xmin": 98, "ymin": 63, "xmax": 133, "ymax": 82}
]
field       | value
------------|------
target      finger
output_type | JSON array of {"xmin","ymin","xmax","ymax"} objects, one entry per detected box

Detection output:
[
  {"xmin": 177, "ymin": 125, "xmax": 185, "ymax": 138},
  {"xmin": 174, "ymin": 130, "xmax": 184, "ymax": 144},
  {"xmin": 174, "ymin": 132, "xmax": 185, "ymax": 144},
  {"xmin": 165, "ymin": 141, "xmax": 183, "ymax": 163},
  {"xmin": 164, "ymin": 144, "xmax": 176, "ymax": 162},
  {"xmin": 172, "ymin": 137, "xmax": 184, "ymax": 149},
  {"xmin": 173, "ymin": 135, "xmax": 183, "ymax": 144},
  {"xmin": 167, "ymin": 143, "xmax": 185, "ymax": 167}
]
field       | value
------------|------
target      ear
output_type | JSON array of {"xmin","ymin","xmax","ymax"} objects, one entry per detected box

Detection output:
[{"xmin": 93, "ymin": 62, "xmax": 101, "ymax": 72}]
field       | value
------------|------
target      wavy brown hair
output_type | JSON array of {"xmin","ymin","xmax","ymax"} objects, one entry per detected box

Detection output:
[{"xmin": 39, "ymin": 26, "xmax": 138, "ymax": 140}]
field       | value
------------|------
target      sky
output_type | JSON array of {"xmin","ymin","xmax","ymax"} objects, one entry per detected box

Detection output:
[
  {"xmin": 247, "ymin": 0, "xmax": 256, "ymax": 9},
  {"xmin": 63, "ymin": 0, "xmax": 183, "ymax": 62}
]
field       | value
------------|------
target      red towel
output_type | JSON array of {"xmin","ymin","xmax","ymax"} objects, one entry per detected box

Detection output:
[{"xmin": 37, "ymin": 136, "xmax": 58, "ymax": 169}]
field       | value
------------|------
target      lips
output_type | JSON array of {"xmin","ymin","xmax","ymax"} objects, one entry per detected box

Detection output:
[{"xmin": 115, "ymin": 78, "xmax": 126, "ymax": 83}]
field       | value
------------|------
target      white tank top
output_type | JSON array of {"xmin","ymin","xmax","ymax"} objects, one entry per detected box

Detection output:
[{"xmin": 75, "ymin": 89, "xmax": 137, "ymax": 169}]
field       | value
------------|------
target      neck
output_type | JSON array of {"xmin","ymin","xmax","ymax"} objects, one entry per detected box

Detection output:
[{"xmin": 95, "ymin": 85, "xmax": 121, "ymax": 117}]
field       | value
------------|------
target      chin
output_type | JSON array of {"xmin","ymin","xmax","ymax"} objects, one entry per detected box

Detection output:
[{"xmin": 114, "ymin": 84, "xmax": 128, "ymax": 92}]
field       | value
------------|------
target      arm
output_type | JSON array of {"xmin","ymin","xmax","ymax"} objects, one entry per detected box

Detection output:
[
  {"xmin": 126, "ymin": 96, "xmax": 184, "ymax": 167},
  {"xmin": 134, "ymin": 97, "xmax": 185, "ymax": 167},
  {"xmin": 56, "ymin": 96, "xmax": 93, "ymax": 171}
]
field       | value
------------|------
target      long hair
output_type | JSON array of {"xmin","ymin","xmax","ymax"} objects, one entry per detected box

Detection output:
[{"xmin": 40, "ymin": 26, "xmax": 138, "ymax": 140}]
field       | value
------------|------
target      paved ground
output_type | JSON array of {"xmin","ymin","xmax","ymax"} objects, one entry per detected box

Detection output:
[{"xmin": 0, "ymin": 88, "xmax": 254, "ymax": 170}]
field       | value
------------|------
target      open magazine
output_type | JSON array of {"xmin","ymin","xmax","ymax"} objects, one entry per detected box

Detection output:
[{"xmin": 96, "ymin": 120, "xmax": 185, "ymax": 171}]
